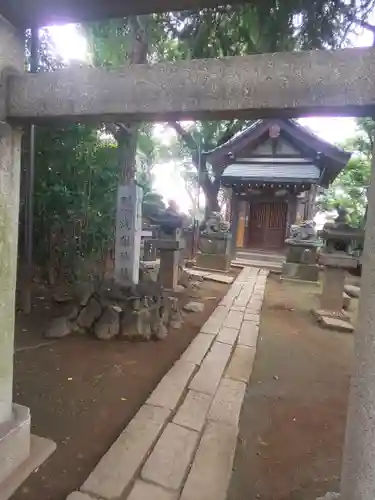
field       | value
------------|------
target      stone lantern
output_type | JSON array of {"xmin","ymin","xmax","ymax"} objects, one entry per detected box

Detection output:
[{"xmin": 315, "ymin": 207, "xmax": 364, "ymax": 331}]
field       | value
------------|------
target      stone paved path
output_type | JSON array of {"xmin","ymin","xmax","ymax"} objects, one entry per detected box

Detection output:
[{"xmin": 66, "ymin": 267, "xmax": 267, "ymax": 500}]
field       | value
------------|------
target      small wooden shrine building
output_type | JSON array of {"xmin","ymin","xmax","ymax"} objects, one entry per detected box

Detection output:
[{"xmin": 207, "ymin": 119, "xmax": 351, "ymax": 252}]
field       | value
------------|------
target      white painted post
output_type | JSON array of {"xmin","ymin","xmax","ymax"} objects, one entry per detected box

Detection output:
[
  {"xmin": 340, "ymin": 141, "xmax": 375, "ymax": 500},
  {"xmin": 115, "ymin": 184, "xmax": 143, "ymax": 285}
]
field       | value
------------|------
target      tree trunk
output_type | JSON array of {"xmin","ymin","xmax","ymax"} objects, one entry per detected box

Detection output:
[
  {"xmin": 118, "ymin": 125, "xmax": 139, "ymax": 184},
  {"xmin": 117, "ymin": 15, "xmax": 150, "ymax": 183},
  {"xmin": 204, "ymin": 181, "xmax": 221, "ymax": 217}
]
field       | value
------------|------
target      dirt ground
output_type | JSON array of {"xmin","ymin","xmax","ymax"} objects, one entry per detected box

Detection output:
[
  {"xmin": 228, "ymin": 274, "xmax": 356, "ymax": 500},
  {"xmin": 12, "ymin": 278, "xmax": 231, "ymax": 500}
]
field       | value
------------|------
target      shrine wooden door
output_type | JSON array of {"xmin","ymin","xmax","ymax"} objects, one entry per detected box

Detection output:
[{"xmin": 247, "ymin": 202, "xmax": 287, "ymax": 250}]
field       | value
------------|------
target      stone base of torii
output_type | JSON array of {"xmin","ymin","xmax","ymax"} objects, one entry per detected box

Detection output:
[{"xmin": 1, "ymin": 7, "xmax": 375, "ymax": 500}]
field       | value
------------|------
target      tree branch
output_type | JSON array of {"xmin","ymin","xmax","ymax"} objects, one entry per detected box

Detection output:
[
  {"xmin": 339, "ymin": 1, "xmax": 375, "ymax": 43},
  {"xmin": 169, "ymin": 122, "xmax": 198, "ymax": 152}
]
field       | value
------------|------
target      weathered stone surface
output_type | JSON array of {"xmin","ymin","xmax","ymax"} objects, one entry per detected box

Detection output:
[
  {"xmin": 208, "ymin": 378, "xmax": 246, "ymax": 427},
  {"xmin": 232, "ymin": 286, "xmax": 253, "ymax": 308},
  {"xmin": 205, "ymin": 272, "xmax": 233, "ymax": 284},
  {"xmin": 93, "ymin": 307, "xmax": 120, "ymax": 340},
  {"xmin": 318, "ymin": 316, "xmax": 354, "ymax": 333},
  {"xmin": 230, "ymin": 305, "xmax": 245, "ymax": 312},
  {"xmin": 226, "ymin": 346, "xmax": 256, "ymax": 383},
  {"xmin": 238, "ymin": 321, "xmax": 259, "ymax": 347},
  {"xmin": 216, "ymin": 326, "xmax": 239, "ymax": 345},
  {"xmin": 316, "ymin": 494, "xmax": 340, "ymax": 500},
  {"xmin": 344, "ymin": 284, "xmax": 360, "ymax": 298},
  {"xmin": 173, "ymin": 390, "xmax": 212, "ymax": 432},
  {"xmin": 196, "ymin": 254, "xmax": 231, "ymax": 273},
  {"xmin": 282, "ymin": 262, "xmax": 319, "ymax": 282},
  {"xmin": 189, "ymin": 342, "xmax": 232, "ymax": 395},
  {"xmin": 1, "ymin": 434, "xmax": 56, "ymax": 500},
  {"xmin": 127, "ymin": 481, "xmax": 177, "ymax": 500},
  {"xmin": 147, "ymin": 360, "xmax": 196, "ymax": 410},
  {"xmin": 184, "ymin": 301, "xmax": 205, "ymax": 313},
  {"xmin": 11, "ymin": 48, "xmax": 375, "ymax": 122},
  {"xmin": 180, "ymin": 421, "xmax": 238, "ymax": 500},
  {"xmin": 81, "ymin": 404, "xmax": 170, "ymax": 499},
  {"xmin": 0, "ymin": 404, "xmax": 30, "ymax": 484},
  {"xmin": 342, "ymin": 292, "xmax": 351, "ymax": 311},
  {"xmin": 223, "ymin": 310, "xmax": 243, "ymax": 329},
  {"xmin": 141, "ymin": 423, "xmax": 199, "ymax": 491},
  {"xmin": 66, "ymin": 493, "xmax": 95, "ymax": 500},
  {"xmin": 247, "ymin": 300, "xmax": 262, "ymax": 313},
  {"xmin": 210, "ymin": 304, "xmax": 230, "ymax": 322},
  {"xmin": 321, "ymin": 267, "xmax": 346, "ymax": 312},
  {"xmin": 220, "ymin": 283, "xmax": 242, "ymax": 307},
  {"xmin": 200, "ymin": 317, "xmax": 223, "ymax": 335},
  {"xmin": 159, "ymin": 248, "xmax": 180, "ymax": 290},
  {"xmin": 244, "ymin": 313, "xmax": 260, "ymax": 323},
  {"xmin": 44, "ymin": 317, "xmax": 74, "ymax": 339},
  {"xmin": 115, "ymin": 184, "xmax": 142, "ymax": 285},
  {"xmin": 180, "ymin": 333, "xmax": 214, "ymax": 366},
  {"xmin": 77, "ymin": 297, "xmax": 101, "ymax": 329},
  {"xmin": 76, "ymin": 282, "xmax": 96, "ymax": 306}
]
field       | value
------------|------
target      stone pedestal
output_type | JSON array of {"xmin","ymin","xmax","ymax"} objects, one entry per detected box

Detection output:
[
  {"xmin": 159, "ymin": 247, "xmax": 180, "ymax": 290},
  {"xmin": 157, "ymin": 230, "xmax": 185, "ymax": 290},
  {"xmin": 115, "ymin": 184, "xmax": 143, "ymax": 285},
  {"xmin": 321, "ymin": 267, "xmax": 346, "ymax": 311},
  {"xmin": 196, "ymin": 233, "xmax": 232, "ymax": 272},
  {"xmin": 314, "ymin": 253, "xmax": 359, "ymax": 331},
  {"xmin": 282, "ymin": 239, "xmax": 319, "ymax": 283},
  {"xmin": 0, "ymin": 17, "xmax": 56, "ymax": 497}
]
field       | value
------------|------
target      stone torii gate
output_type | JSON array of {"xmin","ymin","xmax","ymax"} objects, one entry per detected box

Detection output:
[{"xmin": 1, "ymin": 3, "xmax": 375, "ymax": 499}]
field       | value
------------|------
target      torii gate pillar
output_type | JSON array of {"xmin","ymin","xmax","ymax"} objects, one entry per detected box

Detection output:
[
  {"xmin": 0, "ymin": 15, "xmax": 55, "ymax": 498},
  {"xmin": 340, "ymin": 140, "xmax": 375, "ymax": 500}
]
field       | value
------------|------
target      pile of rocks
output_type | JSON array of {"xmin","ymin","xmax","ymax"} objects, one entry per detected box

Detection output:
[{"xmin": 45, "ymin": 279, "xmax": 184, "ymax": 342}]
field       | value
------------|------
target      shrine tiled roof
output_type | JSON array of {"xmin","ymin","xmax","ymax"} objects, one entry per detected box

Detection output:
[{"xmin": 221, "ymin": 157, "xmax": 320, "ymax": 184}]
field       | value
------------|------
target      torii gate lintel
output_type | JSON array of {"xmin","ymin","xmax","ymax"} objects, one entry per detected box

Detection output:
[{"xmin": 5, "ymin": 47, "xmax": 375, "ymax": 124}]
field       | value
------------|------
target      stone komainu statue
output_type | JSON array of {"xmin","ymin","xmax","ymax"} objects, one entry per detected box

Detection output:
[
  {"xmin": 289, "ymin": 220, "xmax": 317, "ymax": 241},
  {"xmin": 200, "ymin": 212, "xmax": 230, "ymax": 234}
]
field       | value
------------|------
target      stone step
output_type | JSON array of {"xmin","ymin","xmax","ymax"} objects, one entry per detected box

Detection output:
[
  {"xmin": 232, "ymin": 259, "xmax": 282, "ymax": 273},
  {"xmin": 236, "ymin": 251, "xmax": 285, "ymax": 264}
]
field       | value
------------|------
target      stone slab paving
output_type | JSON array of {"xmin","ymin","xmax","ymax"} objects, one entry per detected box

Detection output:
[
  {"xmin": 238, "ymin": 321, "xmax": 259, "ymax": 348},
  {"xmin": 179, "ymin": 422, "xmax": 239, "ymax": 500},
  {"xmin": 128, "ymin": 480, "xmax": 178, "ymax": 500},
  {"xmin": 173, "ymin": 390, "xmax": 212, "ymax": 432},
  {"xmin": 179, "ymin": 333, "xmax": 215, "ymax": 366},
  {"xmin": 208, "ymin": 378, "xmax": 246, "ymax": 427},
  {"xmin": 141, "ymin": 423, "xmax": 199, "ymax": 491},
  {"xmin": 147, "ymin": 361, "xmax": 196, "ymax": 410},
  {"xmin": 216, "ymin": 326, "xmax": 239, "ymax": 346},
  {"xmin": 225, "ymin": 346, "xmax": 256, "ymax": 383},
  {"xmin": 67, "ymin": 493, "xmax": 96, "ymax": 500},
  {"xmin": 223, "ymin": 310, "xmax": 244, "ymax": 329},
  {"xmin": 81, "ymin": 404, "xmax": 171, "ymax": 499},
  {"xmin": 189, "ymin": 342, "xmax": 233, "ymax": 395},
  {"xmin": 67, "ymin": 267, "xmax": 268, "ymax": 500},
  {"xmin": 244, "ymin": 312, "xmax": 260, "ymax": 323}
]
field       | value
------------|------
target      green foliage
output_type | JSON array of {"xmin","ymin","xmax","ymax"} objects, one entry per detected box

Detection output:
[
  {"xmin": 29, "ymin": 26, "xmax": 164, "ymax": 280},
  {"xmin": 33, "ymin": 125, "xmax": 119, "ymax": 273},
  {"xmin": 155, "ymin": 0, "xmax": 375, "ymax": 212},
  {"xmin": 317, "ymin": 119, "xmax": 373, "ymax": 228}
]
